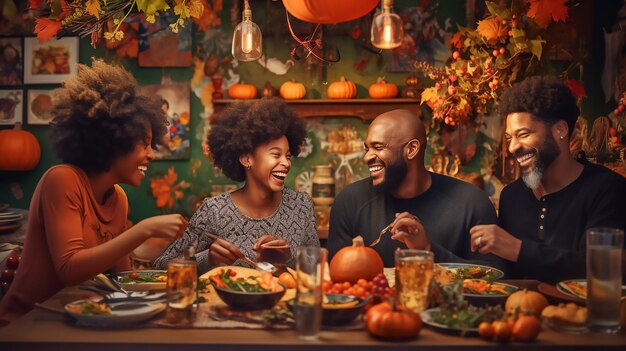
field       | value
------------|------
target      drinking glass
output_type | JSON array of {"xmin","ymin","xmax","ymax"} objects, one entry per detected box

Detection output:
[
  {"xmin": 395, "ymin": 249, "xmax": 434, "ymax": 314},
  {"xmin": 166, "ymin": 259, "xmax": 197, "ymax": 324},
  {"xmin": 587, "ymin": 227, "xmax": 624, "ymax": 333},
  {"xmin": 294, "ymin": 246, "xmax": 327, "ymax": 340}
]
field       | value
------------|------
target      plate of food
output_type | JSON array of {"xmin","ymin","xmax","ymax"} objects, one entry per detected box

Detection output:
[
  {"xmin": 115, "ymin": 270, "xmax": 167, "ymax": 291},
  {"xmin": 434, "ymin": 263, "xmax": 504, "ymax": 285},
  {"xmin": 420, "ymin": 308, "xmax": 479, "ymax": 337},
  {"xmin": 461, "ymin": 279, "xmax": 518, "ymax": 306},
  {"xmin": 208, "ymin": 267, "xmax": 287, "ymax": 310},
  {"xmin": 556, "ymin": 279, "xmax": 626, "ymax": 301},
  {"xmin": 64, "ymin": 299, "xmax": 165, "ymax": 326}
]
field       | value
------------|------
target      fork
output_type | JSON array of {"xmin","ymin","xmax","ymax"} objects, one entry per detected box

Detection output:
[
  {"xmin": 370, "ymin": 223, "xmax": 393, "ymax": 247},
  {"xmin": 192, "ymin": 227, "xmax": 277, "ymax": 274}
]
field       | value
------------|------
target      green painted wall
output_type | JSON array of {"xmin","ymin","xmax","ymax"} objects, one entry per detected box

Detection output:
[{"xmin": 0, "ymin": 0, "xmax": 619, "ymax": 224}]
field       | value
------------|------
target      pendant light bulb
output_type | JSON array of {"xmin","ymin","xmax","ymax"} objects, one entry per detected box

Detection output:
[
  {"xmin": 371, "ymin": 0, "xmax": 403, "ymax": 49},
  {"xmin": 232, "ymin": 0, "xmax": 262, "ymax": 62}
]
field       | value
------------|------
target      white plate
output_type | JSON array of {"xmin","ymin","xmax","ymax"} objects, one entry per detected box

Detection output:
[
  {"xmin": 0, "ymin": 212, "xmax": 21, "ymax": 220},
  {"xmin": 64, "ymin": 299, "xmax": 165, "ymax": 326},
  {"xmin": 557, "ymin": 279, "xmax": 626, "ymax": 300}
]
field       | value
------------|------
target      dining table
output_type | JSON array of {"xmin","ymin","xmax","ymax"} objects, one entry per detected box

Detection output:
[{"xmin": 1, "ymin": 280, "xmax": 625, "ymax": 351}]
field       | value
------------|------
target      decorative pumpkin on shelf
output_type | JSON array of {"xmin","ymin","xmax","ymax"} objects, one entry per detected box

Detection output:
[
  {"xmin": 329, "ymin": 236, "xmax": 383, "ymax": 284},
  {"xmin": 261, "ymin": 81, "xmax": 277, "ymax": 98},
  {"xmin": 0, "ymin": 122, "xmax": 41, "ymax": 171},
  {"xmin": 365, "ymin": 299, "xmax": 423, "ymax": 340},
  {"xmin": 228, "ymin": 82, "xmax": 257, "ymax": 99},
  {"xmin": 327, "ymin": 76, "xmax": 357, "ymax": 99},
  {"xmin": 368, "ymin": 77, "xmax": 398, "ymax": 99},
  {"xmin": 279, "ymin": 80, "xmax": 306, "ymax": 100}
]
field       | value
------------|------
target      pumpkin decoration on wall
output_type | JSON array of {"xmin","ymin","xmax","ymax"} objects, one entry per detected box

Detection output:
[
  {"xmin": 279, "ymin": 80, "xmax": 306, "ymax": 100},
  {"xmin": 369, "ymin": 77, "xmax": 398, "ymax": 99},
  {"xmin": 327, "ymin": 76, "xmax": 357, "ymax": 99},
  {"xmin": 0, "ymin": 123, "xmax": 41, "ymax": 171},
  {"xmin": 228, "ymin": 82, "xmax": 257, "ymax": 99}
]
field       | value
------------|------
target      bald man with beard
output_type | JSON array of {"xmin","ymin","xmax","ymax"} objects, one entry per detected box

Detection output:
[{"xmin": 328, "ymin": 109, "xmax": 505, "ymax": 270}]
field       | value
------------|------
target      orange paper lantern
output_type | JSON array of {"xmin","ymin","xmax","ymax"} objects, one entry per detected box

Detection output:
[{"xmin": 282, "ymin": 0, "xmax": 379, "ymax": 24}]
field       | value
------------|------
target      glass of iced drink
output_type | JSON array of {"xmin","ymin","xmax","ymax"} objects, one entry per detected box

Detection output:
[
  {"xmin": 166, "ymin": 259, "xmax": 197, "ymax": 324},
  {"xmin": 395, "ymin": 249, "xmax": 434, "ymax": 314},
  {"xmin": 293, "ymin": 246, "xmax": 327, "ymax": 340}
]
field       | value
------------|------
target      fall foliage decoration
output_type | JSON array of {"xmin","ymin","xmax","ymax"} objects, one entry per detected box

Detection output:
[
  {"xmin": 279, "ymin": 80, "xmax": 307, "ymax": 100},
  {"xmin": 30, "ymin": 0, "xmax": 209, "ymax": 47},
  {"xmin": 327, "ymin": 76, "xmax": 357, "ymax": 99},
  {"xmin": 228, "ymin": 82, "xmax": 257, "ymax": 99},
  {"xmin": 329, "ymin": 236, "xmax": 384, "ymax": 284},
  {"xmin": 417, "ymin": 0, "xmax": 577, "ymax": 126},
  {"xmin": 149, "ymin": 166, "xmax": 191, "ymax": 210},
  {"xmin": 0, "ymin": 123, "xmax": 41, "ymax": 171},
  {"xmin": 365, "ymin": 300, "xmax": 423, "ymax": 340},
  {"xmin": 368, "ymin": 77, "xmax": 399, "ymax": 99}
]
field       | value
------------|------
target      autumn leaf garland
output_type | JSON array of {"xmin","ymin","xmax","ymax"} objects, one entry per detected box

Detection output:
[
  {"xmin": 30, "ymin": 0, "xmax": 207, "ymax": 46},
  {"xmin": 416, "ymin": 0, "xmax": 573, "ymax": 126}
]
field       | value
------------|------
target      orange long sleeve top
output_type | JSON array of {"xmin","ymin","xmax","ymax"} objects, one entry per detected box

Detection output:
[{"xmin": 0, "ymin": 165, "xmax": 129, "ymax": 321}]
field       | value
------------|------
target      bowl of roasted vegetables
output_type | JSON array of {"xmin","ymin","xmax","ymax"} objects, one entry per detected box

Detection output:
[{"xmin": 209, "ymin": 268, "xmax": 286, "ymax": 311}]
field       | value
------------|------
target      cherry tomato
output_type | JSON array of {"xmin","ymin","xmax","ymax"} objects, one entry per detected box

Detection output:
[
  {"xmin": 129, "ymin": 272, "xmax": 140, "ymax": 280},
  {"xmin": 513, "ymin": 315, "xmax": 541, "ymax": 342},
  {"xmin": 493, "ymin": 321, "xmax": 512, "ymax": 342},
  {"xmin": 1, "ymin": 281, "xmax": 10, "ymax": 294},
  {"xmin": 478, "ymin": 322, "xmax": 495, "ymax": 340}
]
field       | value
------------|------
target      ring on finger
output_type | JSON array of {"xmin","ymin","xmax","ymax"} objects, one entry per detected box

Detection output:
[{"xmin": 475, "ymin": 236, "xmax": 482, "ymax": 247}]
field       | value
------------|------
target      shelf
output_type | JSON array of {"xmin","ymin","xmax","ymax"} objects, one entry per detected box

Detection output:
[{"xmin": 212, "ymin": 98, "xmax": 421, "ymax": 121}]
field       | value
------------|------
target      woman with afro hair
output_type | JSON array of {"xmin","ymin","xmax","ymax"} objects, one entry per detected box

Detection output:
[
  {"xmin": 0, "ymin": 60, "xmax": 188, "ymax": 322},
  {"xmin": 154, "ymin": 98, "xmax": 319, "ymax": 273}
]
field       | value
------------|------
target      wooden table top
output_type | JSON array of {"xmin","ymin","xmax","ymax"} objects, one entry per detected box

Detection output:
[{"xmin": 1, "ymin": 280, "xmax": 625, "ymax": 351}]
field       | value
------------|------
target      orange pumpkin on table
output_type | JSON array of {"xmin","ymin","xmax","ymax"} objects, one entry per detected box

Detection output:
[
  {"xmin": 329, "ymin": 236, "xmax": 383, "ymax": 284},
  {"xmin": 505, "ymin": 289, "xmax": 548, "ymax": 316},
  {"xmin": 228, "ymin": 82, "xmax": 257, "ymax": 99},
  {"xmin": 0, "ymin": 122, "xmax": 41, "ymax": 171},
  {"xmin": 327, "ymin": 76, "xmax": 357, "ymax": 99},
  {"xmin": 365, "ymin": 300, "xmax": 422, "ymax": 339},
  {"xmin": 369, "ymin": 77, "xmax": 398, "ymax": 99},
  {"xmin": 279, "ymin": 80, "xmax": 306, "ymax": 100}
]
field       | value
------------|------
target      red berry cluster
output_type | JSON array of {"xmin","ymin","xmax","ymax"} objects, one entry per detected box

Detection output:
[
  {"xmin": 1, "ymin": 250, "xmax": 21, "ymax": 294},
  {"xmin": 613, "ymin": 98, "xmax": 625, "ymax": 116},
  {"xmin": 372, "ymin": 273, "xmax": 395, "ymax": 298}
]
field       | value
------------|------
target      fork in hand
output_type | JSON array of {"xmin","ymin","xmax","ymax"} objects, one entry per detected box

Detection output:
[{"xmin": 370, "ymin": 223, "xmax": 393, "ymax": 247}]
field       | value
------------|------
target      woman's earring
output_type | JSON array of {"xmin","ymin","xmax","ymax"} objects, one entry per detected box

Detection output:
[
  {"xmin": 559, "ymin": 135, "xmax": 564, "ymax": 140},
  {"xmin": 245, "ymin": 164, "xmax": 251, "ymax": 170}
]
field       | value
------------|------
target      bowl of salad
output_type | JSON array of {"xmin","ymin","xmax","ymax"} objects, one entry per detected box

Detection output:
[{"xmin": 209, "ymin": 268, "xmax": 286, "ymax": 311}]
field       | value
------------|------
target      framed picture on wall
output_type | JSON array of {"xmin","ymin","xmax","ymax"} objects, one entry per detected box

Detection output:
[
  {"xmin": 0, "ymin": 37, "xmax": 23, "ymax": 85},
  {"xmin": 23, "ymin": 36, "xmax": 79, "ymax": 84},
  {"xmin": 0, "ymin": 89, "xmax": 24, "ymax": 125},
  {"xmin": 27, "ymin": 89, "xmax": 55, "ymax": 125},
  {"xmin": 138, "ymin": 82, "xmax": 191, "ymax": 160}
]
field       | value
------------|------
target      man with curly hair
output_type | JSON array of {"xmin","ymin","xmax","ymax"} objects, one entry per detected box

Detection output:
[
  {"xmin": 154, "ymin": 98, "xmax": 319, "ymax": 274},
  {"xmin": 0, "ymin": 60, "xmax": 188, "ymax": 322},
  {"xmin": 470, "ymin": 76, "xmax": 626, "ymax": 283},
  {"xmin": 328, "ymin": 109, "xmax": 504, "ymax": 271}
]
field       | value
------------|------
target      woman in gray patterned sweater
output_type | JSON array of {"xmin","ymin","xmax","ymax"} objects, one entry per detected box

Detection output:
[{"xmin": 154, "ymin": 98, "xmax": 319, "ymax": 274}]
